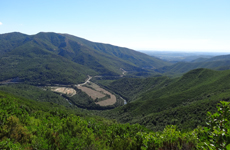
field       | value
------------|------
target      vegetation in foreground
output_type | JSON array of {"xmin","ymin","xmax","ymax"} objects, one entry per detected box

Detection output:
[{"xmin": 0, "ymin": 91, "xmax": 230, "ymax": 149}]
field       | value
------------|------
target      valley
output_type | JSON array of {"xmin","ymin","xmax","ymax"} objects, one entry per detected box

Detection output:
[
  {"xmin": 2, "ymin": 0, "xmax": 230, "ymax": 148},
  {"xmin": 76, "ymin": 75, "xmax": 117, "ymax": 106},
  {"xmin": 45, "ymin": 75, "xmax": 121, "ymax": 107},
  {"xmin": 0, "ymin": 32, "xmax": 230, "ymax": 149}
]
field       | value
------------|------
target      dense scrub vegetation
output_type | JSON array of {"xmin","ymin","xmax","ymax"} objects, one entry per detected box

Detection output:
[
  {"xmin": 98, "ymin": 69, "xmax": 230, "ymax": 131},
  {"xmin": 106, "ymin": 76, "xmax": 172, "ymax": 102},
  {"xmin": 0, "ymin": 91, "xmax": 229, "ymax": 149},
  {"xmin": 0, "ymin": 84, "xmax": 72, "ymax": 107}
]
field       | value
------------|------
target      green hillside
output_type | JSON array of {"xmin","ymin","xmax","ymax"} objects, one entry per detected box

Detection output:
[
  {"xmin": 0, "ymin": 32, "xmax": 28, "ymax": 57},
  {"xmin": 106, "ymin": 76, "xmax": 172, "ymax": 102},
  {"xmin": 155, "ymin": 60, "xmax": 230, "ymax": 76},
  {"xmin": 0, "ymin": 32, "xmax": 170, "ymax": 84},
  {"xmin": 0, "ymin": 84, "xmax": 72, "ymax": 107},
  {"xmin": 1, "ymin": 90, "xmax": 229, "ymax": 149},
  {"xmin": 63, "ymin": 33, "xmax": 169, "ymax": 69},
  {"xmin": 0, "ymin": 41, "xmax": 96, "ymax": 84},
  {"xmin": 100, "ymin": 69, "xmax": 230, "ymax": 131},
  {"xmin": 33, "ymin": 32, "xmax": 169, "ymax": 74}
]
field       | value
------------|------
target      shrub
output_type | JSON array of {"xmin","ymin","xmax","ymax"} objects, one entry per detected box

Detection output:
[{"xmin": 198, "ymin": 101, "xmax": 230, "ymax": 149}]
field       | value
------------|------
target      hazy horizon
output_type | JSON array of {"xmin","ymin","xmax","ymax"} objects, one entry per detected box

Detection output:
[{"xmin": 137, "ymin": 49, "xmax": 230, "ymax": 54}]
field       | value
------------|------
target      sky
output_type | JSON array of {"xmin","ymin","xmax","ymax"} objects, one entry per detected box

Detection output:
[{"xmin": 0, "ymin": 0, "xmax": 230, "ymax": 52}]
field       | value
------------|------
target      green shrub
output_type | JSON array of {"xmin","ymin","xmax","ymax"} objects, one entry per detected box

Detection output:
[
  {"xmin": 137, "ymin": 125, "xmax": 197, "ymax": 150},
  {"xmin": 198, "ymin": 101, "xmax": 230, "ymax": 149}
]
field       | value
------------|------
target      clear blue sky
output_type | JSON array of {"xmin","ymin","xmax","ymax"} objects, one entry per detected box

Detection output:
[{"xmin": 1, "ymin": 0, "xmax": 230, "ymax": 52}]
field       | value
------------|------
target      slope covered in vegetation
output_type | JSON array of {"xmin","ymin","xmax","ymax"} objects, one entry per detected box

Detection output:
[
  {"xmin": 0, "ymin": 84, "xmax": 72, "ymax": 107},
  {"xmin": 106, "ymin": 76, "xmax": 172, "ymax": 102},
  {"xmin": 0, "ymin": 41, "xmax": 96, "ymax": 84},
  {"xmin": 0, "ymin": 32, "xmax": 170, "ymax": 85},
  {"xmin": 100, "ymin": 69, "xmax": 230, "ymax": 131},
  {"xmin": 1, "ymin": 91, "xmax": 229, "ymax": 149}
]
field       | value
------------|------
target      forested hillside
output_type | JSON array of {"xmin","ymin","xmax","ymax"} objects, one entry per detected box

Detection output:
[
  {"xmin": 0, "ymin": 40, "xmax": 96, "ymax": 84},
  {"xmin": 106, "ymin": 76, "xmax": 172, "ymax": 102},
  {"xmin": 0, "ymin": 84, "xmax": 72, "ymax": 107},
  {"xmin": 1, "ymin": 91, "xmax": 229, "ymax": 149},
  {"xmin": 0, "ymin": 32, "xmax": 170, "ymax": 85},
  {"xmin": 100, "ymin": 69, "xmax": 230, "ymax": 131}
]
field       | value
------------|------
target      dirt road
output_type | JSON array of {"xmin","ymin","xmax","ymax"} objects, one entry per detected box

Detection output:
[
  {"xmin": 76, "ymin": 76, "xmax": 116, "ymax": 106},
  {"xmin": 77, "ymin": 75, "xmax": 92, "ymax": 86}
]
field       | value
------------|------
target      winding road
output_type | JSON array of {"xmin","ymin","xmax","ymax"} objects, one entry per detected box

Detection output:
[{"xmin": 77, "ymin": 75, "xmax": 92, "ymax": 86}]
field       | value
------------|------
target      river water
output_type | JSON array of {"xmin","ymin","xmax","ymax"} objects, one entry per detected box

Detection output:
[{"xmin": 124, "ymin": 100, "xmax": 127, "ymax": 105}]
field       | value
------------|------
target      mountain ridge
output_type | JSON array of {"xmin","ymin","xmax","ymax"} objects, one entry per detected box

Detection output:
[{"xmin": 0, "ymin": 32, "xmax": 170, "ymax": 84}]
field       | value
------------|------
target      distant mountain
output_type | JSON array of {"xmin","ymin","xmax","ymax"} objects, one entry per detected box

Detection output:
[
  {"xmin": 192, "ymin": 54, "xmax": 230, "ymax": 62},
  {"xmin": 154, "ymin": 54, "xmax": 230, "ymax": 75},
  {"xmin": 191, "ymin": 57, "xmax": 209, "ymax": 63},
  {"xmin": 139, "ymin": 51, "xmax": 217, "ymax": 62},
  {"xmin": 28, "ymin": 32, "xmax": 170, "ymax": 71},
  {"xmin": 203, "ymin": 54, "xmax": 230, "ymax": 62},
  {"xmin": 0, "ymin": 32, "xmax": 170, "ymax": 84},
  {"xmin": 62, "ymin": 34, "xmax": 169, "ymax": 69}
]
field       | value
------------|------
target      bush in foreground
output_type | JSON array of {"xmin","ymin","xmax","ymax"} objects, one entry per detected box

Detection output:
[{"xmin": 0, "ymin": 91, "xmax": 229, "ymax": 149}]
